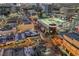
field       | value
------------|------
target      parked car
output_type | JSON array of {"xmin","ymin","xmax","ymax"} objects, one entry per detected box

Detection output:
[
  {"xmin": 22, "ymin": 17, "xmax": 31, "ymax": 24},
  {"xmin": 15, "ymin": 33, "xmax": 23, "ymax": 41},
  {"xmin": 0, "ymin": 35, "xmax": 7, "ymax": 43}
]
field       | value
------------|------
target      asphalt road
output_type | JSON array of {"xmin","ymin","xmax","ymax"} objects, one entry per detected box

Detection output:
[
  {"xmin": 12, "ymin": 48, "xmax": 25, "ymax": 56},
  {"xmin": 3, "ymin": 48, "xmax": 25, "ymax": 56},
  {"xmin": 3, "ymin": 48, "xmax": 13, "ymax": 56}
]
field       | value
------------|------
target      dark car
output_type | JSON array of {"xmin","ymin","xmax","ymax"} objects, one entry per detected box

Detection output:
[
  {"xmin": 0, "ymin": 36, "xmax": 7, "ymax": 43},
  {"xmin": 22, "ymin": 18, "xmax": 31, "ymax": 24},
  {"xmin": 0, "ymin": 25, "xmax": 12, "ymax": 31},
  {"xmin": 6, "ymin": 35, "xmax": 14, "ymax": 42}
]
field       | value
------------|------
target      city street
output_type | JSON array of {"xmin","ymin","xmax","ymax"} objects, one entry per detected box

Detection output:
[
  {"xmin": 3, "ymin": 48, "xmax": 13, "ymax": 56},
  {"xmin": 3, "ymin": 48, "xmax": 25, "ymax": 56},
  {"xmin": 0, "ymin": 3, "xmax": 79, "ymax": 56},
  {"xmin": 12, "ymin": 48, "xmax": 25, "ymax": 56}
]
